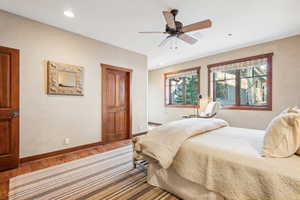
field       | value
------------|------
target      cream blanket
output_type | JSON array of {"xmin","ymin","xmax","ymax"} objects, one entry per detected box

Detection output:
[
  {"xmin": 173, "ymin": 127, "xmax": 300, "ymax": 200},
  {"xmin": 136, "ymin": 118, "xmax": 228, "ymax": 169}
]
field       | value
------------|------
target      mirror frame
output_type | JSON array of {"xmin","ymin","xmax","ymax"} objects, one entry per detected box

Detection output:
[{"xmin": 47, "ymin": 61, "xmax": 84, "ymax": 96}]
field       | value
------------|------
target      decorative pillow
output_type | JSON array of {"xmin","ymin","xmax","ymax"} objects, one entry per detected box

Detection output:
[
  {"xmin": 263, "ymin": 113, "xmax": 300, "ymax": 158},
  {"xmin": 281, "ymin": 107, "xmax": 300, "ymax": 155},
  {"xmin": 292, "ymin": 107, "xmax": 300, "ymax": 155},
  {"xmin": 287, "ymin": 107, "xmax": 300, "ymax": 155}
]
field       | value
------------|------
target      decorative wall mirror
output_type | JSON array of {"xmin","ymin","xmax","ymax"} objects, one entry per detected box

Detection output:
[{"xmin": 47, "ymin": 61, "xmax": 84, "ymax": 96}]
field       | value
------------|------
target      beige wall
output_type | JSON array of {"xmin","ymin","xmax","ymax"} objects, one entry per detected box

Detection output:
[
  {"xmin": 149, "ymin": 35, "xmax": 300, "ymax": 130},
  {"xmin": 0, "ymin": 10, "xmax": 148, "ymax": 158}
]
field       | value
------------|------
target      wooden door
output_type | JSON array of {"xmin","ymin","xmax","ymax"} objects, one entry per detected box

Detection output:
[
  {"xmin": 0, "ymin": 46, "xmax": 19, "ymax": 171},
  {"xmin": 102, "ymin": 64, "xmax": 131, "ymax": 143}
]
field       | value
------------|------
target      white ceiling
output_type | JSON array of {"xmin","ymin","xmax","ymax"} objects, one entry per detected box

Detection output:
[{"xmin": 1, "ymin": 0, "xmax": 300, "ymax": 69}]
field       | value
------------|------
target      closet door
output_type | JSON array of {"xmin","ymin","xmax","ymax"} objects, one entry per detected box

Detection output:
[{"xmin": 101, "ymin": 64, "xmax": 131, "ymax": 143}]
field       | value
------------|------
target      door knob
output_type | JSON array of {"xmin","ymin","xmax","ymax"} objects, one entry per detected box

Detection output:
[{"xmin": 10, "ymin": 111, "xmax": 19, "ymax": 118}]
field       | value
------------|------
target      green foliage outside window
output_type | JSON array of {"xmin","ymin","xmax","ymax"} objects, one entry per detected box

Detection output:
[
  {"xmin": 168, "ymin": 74, "xmax": 199, "ymax": 105},
  {"xmin": 212, "ymin": 63, "xmax": 269, "ymax": 107}
]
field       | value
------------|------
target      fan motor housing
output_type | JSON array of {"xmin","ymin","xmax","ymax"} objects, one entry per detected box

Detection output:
[
  {"xmin": 170, "ymin": 9, "xmax": 178, "ymax": 17},
  {"xmin": 166, "ymin": 21, "xmax": 183, "ymax": 35}
]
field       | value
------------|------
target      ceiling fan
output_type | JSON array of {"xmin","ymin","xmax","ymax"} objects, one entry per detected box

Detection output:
[{"xmin": 139, "ymin": 9, "xmax": 212, "ymax": 47}]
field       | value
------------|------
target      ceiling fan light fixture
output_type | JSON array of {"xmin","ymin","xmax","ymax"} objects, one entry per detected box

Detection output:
[
  {"xmin": 169, "ymin": 36, "xmax": 179, "ymax": 50},
  {"xmin": 139, "ymin": 9, "xmax": 212, "ymax": 48}
]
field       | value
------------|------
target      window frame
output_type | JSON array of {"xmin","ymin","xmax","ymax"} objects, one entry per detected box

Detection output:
[
  {"xmin": 164, "ymin": 66, "xmax": 201, "ymax": 108},
  {"xmin": 208, "ymin": 53, "xmax": 273, "ymax": 111}
]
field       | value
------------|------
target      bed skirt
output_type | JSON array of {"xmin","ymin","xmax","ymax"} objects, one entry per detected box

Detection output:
[{"xmin": 147, "ymin": 162, "xmax": 226, "ymax": 200}]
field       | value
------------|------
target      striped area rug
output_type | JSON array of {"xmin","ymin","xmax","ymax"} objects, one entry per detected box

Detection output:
[{"xmin": 9, "ymin": 145, "xmax": 179, "ymax": 200}]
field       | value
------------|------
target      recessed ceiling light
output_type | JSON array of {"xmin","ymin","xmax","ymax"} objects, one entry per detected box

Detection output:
[{"xmin": 64, "ymin": 10, "xmax": 75, "ymax": 18}]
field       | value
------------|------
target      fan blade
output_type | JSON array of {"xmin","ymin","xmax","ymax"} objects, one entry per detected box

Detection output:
[
  {"xmin": 177, "ymin": 33, "xmax": 198, "ymax": 45},
  {"xmin": 158, "ymin": 35, "xmax": 173, "ymax": 47},
  {"xmin": 182, "ymin": 19, "xmax": 212, "ymax": 33},
  {"xmin": 139, "ymin": 31, "xmax": 166, "ymax": 34},
  {"xmin": 163, "ymin": 11, "xmax": 176, "ymax": 29}
]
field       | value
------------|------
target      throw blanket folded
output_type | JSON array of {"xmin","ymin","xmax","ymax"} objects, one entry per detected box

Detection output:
[{"xmin": 136, "ymin": 118, "xmax": 228, "ymax": 168}]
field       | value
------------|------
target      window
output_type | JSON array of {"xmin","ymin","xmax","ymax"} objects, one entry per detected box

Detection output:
[
  {"xmin": 165, "ymin": 67, "xmax": 200, "ymax": 107},
  {"xmin": 208, "ymin": 53, "xmax": 273, "ymax": 110}
]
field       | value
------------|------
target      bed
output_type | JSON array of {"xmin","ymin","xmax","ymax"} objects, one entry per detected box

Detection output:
[{"xmin": 133, "ymin": 118, "xmax": 300, "ymax": 200}]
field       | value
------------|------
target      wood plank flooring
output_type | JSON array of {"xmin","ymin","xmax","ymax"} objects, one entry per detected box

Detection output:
[{"xmin": 0, "ymin": 140, "xmax": 131, "ymax": 200}]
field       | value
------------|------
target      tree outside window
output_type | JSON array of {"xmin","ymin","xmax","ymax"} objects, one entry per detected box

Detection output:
[
  {"xmin": 208, "ymin": 53, "xmax": 273, "ymax": 110},
  {"xmin": 165, "ymin": 67, "xmax": 200, "ymax": 107}
]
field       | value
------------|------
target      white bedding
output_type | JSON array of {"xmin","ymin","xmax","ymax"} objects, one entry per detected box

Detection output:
[
  {"xmin": 147, "ymin": 161, "xmax": 226, "ymax": 200},
  {"xmin": 134, "ymin": 119, "xmax": 300, "ymax": 200},
  {"xmin": 172, "ymin": 127, "xmax": 300, "ymax": 200}
]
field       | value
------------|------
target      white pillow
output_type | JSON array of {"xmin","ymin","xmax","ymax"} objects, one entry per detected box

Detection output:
[
  {"xmin": 263, "ymin": 113, "xmax": 300, "ymax": 158},
  {"xmin": 288, "ymin": 107, "xmax": 300, "ymax": 155},
  {"xmin": 283, "ymin": 107, "xmax": 300, "ymax": 155},
  {"xmin": 297, "ymin": 147, "xmax": 300, "ymax": 156}
]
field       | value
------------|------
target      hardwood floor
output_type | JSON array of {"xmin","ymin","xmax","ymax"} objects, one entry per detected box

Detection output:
[{"xmin": 0, "ymin": 139, "xmax": 131, "ymax": 200}]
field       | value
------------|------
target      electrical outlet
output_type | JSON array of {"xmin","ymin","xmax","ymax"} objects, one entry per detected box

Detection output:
[{"xmin": 64, "ymin": 138, "xmax": 70, "ymax": 145}]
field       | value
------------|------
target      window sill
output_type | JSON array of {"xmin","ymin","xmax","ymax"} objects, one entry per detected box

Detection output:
[
  {"xmin": 222, "ymin": 105, "xmax": 272, "ymax": 111},
  {"xmin": 165, "ymin": 104, "xmax": 197, "ymax": 108}
]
